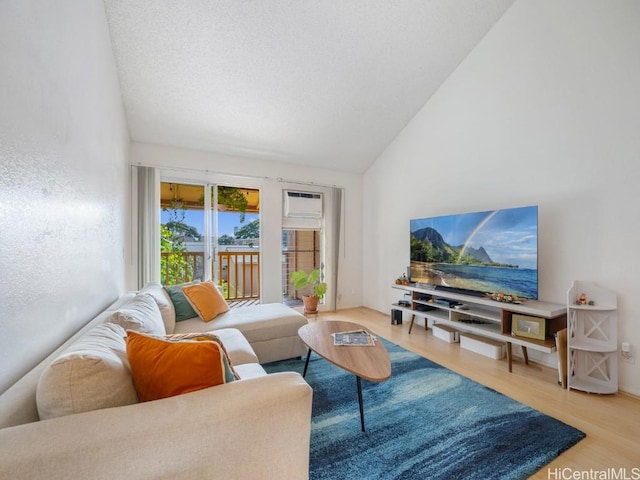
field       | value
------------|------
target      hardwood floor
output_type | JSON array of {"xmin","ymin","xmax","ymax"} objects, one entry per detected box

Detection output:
[{"xmin": 313, "ymin": 307, "xmax": 640, "ymax": 478}]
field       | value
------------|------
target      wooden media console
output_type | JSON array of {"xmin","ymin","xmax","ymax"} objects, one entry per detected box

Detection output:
[{"xmin": 392, "ymin": 284, "xmax": 567, "ymax": 373}]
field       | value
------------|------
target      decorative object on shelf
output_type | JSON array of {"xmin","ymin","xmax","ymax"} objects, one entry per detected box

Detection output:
[
  {"xmin": 395, "ymin": 273, "xmax": 409, "ymax": 285},
  {"xmin": 458, "ymin": 318, "xmax": 492, "ymax": 325},
  {"xmin": 486, "ymin": 292, "xmax": 524, "ymax": 304},
  {"xmin": 290, "ymin": 268, "xmax": 327, "ymax": 314},
  {"xmin": 576, "ymin": 293, "xmax": 595, "ymax": 306},
  {"xmin": 511, "ymin": 314, "xmax": 546, "ymax": 340}
]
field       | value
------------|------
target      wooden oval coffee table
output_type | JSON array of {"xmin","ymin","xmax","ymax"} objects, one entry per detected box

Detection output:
[{"xmin": 298, "ymin": 320, "xmax": 391, "ymax": 431}]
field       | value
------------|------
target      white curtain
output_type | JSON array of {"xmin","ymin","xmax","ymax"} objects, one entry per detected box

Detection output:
[
  {"xmin": 328, "ymin": 187, "xmax": 344, "ymax": 310},
  {"xmin": 137, "ymin": 166, "xmax": 160, "ymax": 288}
]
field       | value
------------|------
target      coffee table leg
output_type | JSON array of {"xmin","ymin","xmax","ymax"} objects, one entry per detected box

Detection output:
[
  {"xmin": 302, "ymin": 348, "xmax": 311, "ymax": 377},
  {"xmin": 356, "ymin": 376, "xmax": 365, "ymax": 432}
]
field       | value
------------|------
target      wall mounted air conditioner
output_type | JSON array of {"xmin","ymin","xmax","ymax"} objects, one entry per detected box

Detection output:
[{"xmin": 283, "ymin": 190, "xmax": 323, "ymax": 218}]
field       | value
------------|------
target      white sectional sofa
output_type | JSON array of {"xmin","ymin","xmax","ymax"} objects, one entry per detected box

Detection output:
[
  {"xmin": 144, "ymin": 282, "xmax": 310, "ymax": 364},
  {"xmin": 0, "ymin": 284, "xmax": 313, "ymax": 479}
]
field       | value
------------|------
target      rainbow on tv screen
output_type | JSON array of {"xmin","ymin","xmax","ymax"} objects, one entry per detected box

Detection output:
[{"xmin": 410, "ymin": 206, "xmax": 538, "ymax": 299}]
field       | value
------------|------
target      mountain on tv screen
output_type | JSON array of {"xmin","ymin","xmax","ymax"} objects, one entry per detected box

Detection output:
[{"xmin": 410, "ymin": 206, "xmax": 538, "ymax": 299}]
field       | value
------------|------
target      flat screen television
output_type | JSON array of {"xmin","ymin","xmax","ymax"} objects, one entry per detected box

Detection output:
[{"xmin": 410, "ymin": 205, "xmax": 538, "ymax": 300}]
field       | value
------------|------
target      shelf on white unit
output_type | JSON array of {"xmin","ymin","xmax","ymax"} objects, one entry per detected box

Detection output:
[
  {"xmin": 569, "ymin": 339, "xmax": 617, "ymax": 353},
  {"xmin": 568, "ymin": 304, "xmax": 617, "ymax": 312},
  {"xmin": 454, "ymin": 306, "xmax": 501, "ymax": 323},
  {"xmin": 416, "ymin": 309, "xmax": 448, "ymax": 322},
  {"xmin": 508, "ymin": 334, "xmax": 556, "ymax": 353},
  {"xmin": 449, "ymin": 319, "xmax": 502, "ymax": 335},
  {"xmin": 412, "ymin": 299, "xmax": 432, "ymax": 307},
  {"xmin": 567, "ymin": 376, "xmax": 617, "ymax": 395}
]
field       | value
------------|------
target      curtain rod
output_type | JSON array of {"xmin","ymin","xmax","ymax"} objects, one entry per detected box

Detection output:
[{"xmin": 131, "ymin": 162, "xmax": 346, "ymax": 190}]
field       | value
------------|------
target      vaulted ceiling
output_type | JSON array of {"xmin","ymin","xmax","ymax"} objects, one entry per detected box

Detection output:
[{"xmin": 104, "ymin": 0, "xmax": 515, "ymax": 173}]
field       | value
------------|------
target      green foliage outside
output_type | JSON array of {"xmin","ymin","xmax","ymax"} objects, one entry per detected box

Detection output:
[
  {"xmin": 218, "ymin": 234, "xmax": 235, "ymax": 245},
  {"xmin": 164, "ymin": 221, "xmax": 200, "ymax": 240},
  {"xmin": 161, "ymin": 205, "xmax": 194, "ymax": 285},
  {"xmin": 217, "ymin": 186, "xmax": 248, "ymax": 222},
  {"xmin": 235, "ymin": 219, "xmax": 259, "ymax": 239}
]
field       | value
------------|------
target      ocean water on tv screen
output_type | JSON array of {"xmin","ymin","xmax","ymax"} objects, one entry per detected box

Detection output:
[
  {"xmin": 432, "ymin": 263, "xmax": 538, "ymax": 299},
  {"xmin": 410, "ymin": 205, "xmax": 539, "ymax": 300}
]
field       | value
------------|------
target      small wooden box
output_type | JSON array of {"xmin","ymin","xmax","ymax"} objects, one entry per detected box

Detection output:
[
  {"xmin": 432, "ymin": 324, "xmax": 459, "ymax": 343},
  {"xmin": 460, "ymin": 333, "xmax": 506, "ymax": 359}
]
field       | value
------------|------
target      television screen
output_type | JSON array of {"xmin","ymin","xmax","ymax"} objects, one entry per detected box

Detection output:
[{"xmin": 410, "ymin": 206, "xmax": 538, "ymax": 299}]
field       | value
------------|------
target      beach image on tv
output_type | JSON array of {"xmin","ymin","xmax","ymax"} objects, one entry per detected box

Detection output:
[{"xmin": 410, "ymin": 206, "xmax": 538, "ymax": 299}]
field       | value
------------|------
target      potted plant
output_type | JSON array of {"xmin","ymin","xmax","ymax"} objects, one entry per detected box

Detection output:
[{"xmin": 290, "ymin": 269, "xmax": 327, "ymax": 314}]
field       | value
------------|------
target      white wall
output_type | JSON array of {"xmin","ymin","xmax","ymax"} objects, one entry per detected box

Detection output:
[
  {"xmin": 363, "ymin": 0, "xmax": 640, "ymax": 395},
  {"xmin": 128, "ymin": 142, "xmax": 363, "ymax": 309},
  {"xmin": 0, "ymin": 1, "xmax": 129, "ymax": 394}
]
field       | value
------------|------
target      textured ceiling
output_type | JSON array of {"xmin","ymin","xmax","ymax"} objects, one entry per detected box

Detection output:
[{"xmin": 104, "ymin": 0, "xmax": 515, "ymax": 173}]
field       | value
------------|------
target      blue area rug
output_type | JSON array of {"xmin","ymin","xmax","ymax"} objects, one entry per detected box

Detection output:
[{"xmin": 264, "ymin": 339, "xmax": 585, "ymax": 480}]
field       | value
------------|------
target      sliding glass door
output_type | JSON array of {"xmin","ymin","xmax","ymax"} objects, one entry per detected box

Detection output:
[
  {"xmin": 213, "ymin": 186, "xmax": 261, "ymax": 302},
  {"xmin": 282, "ymin": 229, "xmax": 322, "ymax": 308},
  {"xmin": 160, "ymin": 182, "xmax": 206, "ymax": 285},
  {"xmin": 160, "ymin": 181, "xmax": 261, "ymax": 302}
]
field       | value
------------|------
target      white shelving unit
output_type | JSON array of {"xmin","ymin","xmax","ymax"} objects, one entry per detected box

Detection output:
[
  {"xmin": 567, "ymin": 281, "xmax": 618, "ymax": 394},
  {"xmin": 392, "ymin": 284, "xmax": 566, "ymax": 373}
]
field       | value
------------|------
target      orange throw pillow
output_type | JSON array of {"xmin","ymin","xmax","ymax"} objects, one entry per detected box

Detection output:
[
  {"xmin": 181, "ymin": 281, "xmax": 230, "ymax": 322},
  {"xmin": 126, "ymin": 330, "xmax": 235, "ymax": 402}
]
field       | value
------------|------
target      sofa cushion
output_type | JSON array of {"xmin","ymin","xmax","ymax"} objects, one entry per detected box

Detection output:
[
  {"xmin": 126, "ymin": 330, "xmax": 236, "ymax": 402},
  {"xmin": 36, "ymin": 323, "xmax": 138, "ymax": 420},
  {"xmin": 233, "ymin": 363, "xmax": 268, "ymax": 380},
  {"xmin": 206, "ymin": 328, "xmax": 259, "ymax": 366},
  {"xmin": 108, "ymin": 293, "xmax": 165, "ymax": 336},
  {"xmin": 181, "ymin": 281, "xmax": 230, "ymax": 322},
  {"xmin": 173, "ymin": 303, "xmax": 307, "ymax": 344},
  {"xmin": 164, "ymin": 282, "xmax": 199, "ymax": 321},
  {"xmin": 139, "ymin": 282, "xmax": 176, "ymax": 333}
]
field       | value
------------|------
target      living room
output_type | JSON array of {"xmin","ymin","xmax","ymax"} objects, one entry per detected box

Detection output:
[{"xmin": 1, "ymin": 0, "xmax": 639, "ymax": 477}]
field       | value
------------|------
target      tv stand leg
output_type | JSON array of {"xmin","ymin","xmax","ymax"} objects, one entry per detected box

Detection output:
[
  {"xmin": 522, "ymin": 346, "xmax": 529, "ymax": 365},
  {"xmin": 408, "ymin": 314, "xmax": 416, "ymax": 334},
  {"xmin": 506, "ymin": 343, "xmax": 529, "ymax": 373}
]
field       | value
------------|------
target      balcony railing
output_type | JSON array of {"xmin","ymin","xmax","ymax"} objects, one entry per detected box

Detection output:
[
  {"xmin": 160, "ymin": 252, "xmax": 204, "ymax": 286},
  {"xmin": 218, "ymin": 251, "xmax": 260, "ymax": 301},
  {"xmin": 161, "ymin": 251, "xmax": 260, "ymax": 302}
]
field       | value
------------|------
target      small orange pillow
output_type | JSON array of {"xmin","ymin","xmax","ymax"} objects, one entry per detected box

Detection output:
[
  {"xmin": 126, "ymin": 330, "xmax": 235, "ymax": 402},
  {"xmin": 181, "ymin": 281, "xmax": 230, "ymax": 322}
]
